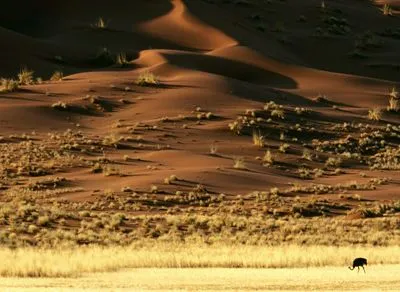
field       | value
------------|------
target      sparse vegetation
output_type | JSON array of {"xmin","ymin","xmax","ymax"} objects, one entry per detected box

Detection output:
[
  {"xmin": 233, "ymin": 157, "xmax": 246, "ymax": 169},
  {"xmin": 0, "ymin": 78, "xmax": 19, "ymax": 92},
  {"xmin": 368, "ymin": 108, "xmax": 382, "ymax": 121},
  {"xmin": 51, "ymin": 101, "xmax": 69, "ymax": 110},
  {"xmin": 136, "ymin": 72, "xmax": 159, "ymax": 86},
  {"xmin": 383, "ymin": 4, "xmax": 393, "ymax": 16},
  {"xmin": 92, "ymin": 17, "xmax": 108, "ymax": 29},
  {"xmin": 263, "ymin": 150, "xmax": 274, "ymax": 166},
  {"xmin": 116, "ymin": 52, "xmax": 129, "ymax": 67},
  {"xmin": 18, "ymin": 68, "xmax": 34, "ymax": 85},
  {"xmin": 50, "ymin": 71, "xmax": 63, "ymax": 82},
  {"xmin": 252, "ymin": 130, "xmax": 265, "ymax": 147}
]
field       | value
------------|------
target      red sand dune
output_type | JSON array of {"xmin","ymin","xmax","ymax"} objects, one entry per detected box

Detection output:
[{"xmin": 0, "ymin": 0, "xmax": 399, "ymax": 205}]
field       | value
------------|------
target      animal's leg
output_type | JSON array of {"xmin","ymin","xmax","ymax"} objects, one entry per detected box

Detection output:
[{"xmin": 362, "ymin": 266, "xmax": 366, "ymax": 273}]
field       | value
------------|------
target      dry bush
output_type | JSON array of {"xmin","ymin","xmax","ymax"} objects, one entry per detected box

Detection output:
[
  {"xmin": 368, "ymin": 108, "xmax": 382, "ymax": 121},
  {"xmin": 51, "ymin": 101, "xmax": 68, "ymax": 110},
  {"xmin": 92, "ymin": 17, "xmax": 108, "ymax": 29},
  {"xmin": 116, "ymin": 53, "xmax": 129, "ymax": 67},
  {"xmin": 50, "ymin": 71, "xmax": 63, "ymax": 82},
  {"xmin": 18, "ymin": 68, "xmax": 34, "ymax": 85},
  {"xmin": 383, "ymin": 4, "xmax": 393, "ymax": 16},
  {"xmin": 136, "ymin": 72, "xmax": 159, "ymax": 86},
  {"xmin": 0, "ymin": 78, "xmax": 19, "ymax": 92},
  {"xmin": 263, "ymin": 150, "xmax": 274, "ymax": 166},
  {"xmin": 233, "ymin": 157, "xmax": 246, "ymax": 169},
  {"xmin": 387, "ymin": 97, "xmax": 399, "ymax": 112},
  {"xmin": 252, "ymin": 130, "xmax": 265, "ymax": 147}
]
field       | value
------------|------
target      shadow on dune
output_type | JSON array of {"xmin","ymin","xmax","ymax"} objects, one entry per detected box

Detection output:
[
  {"xmin": 162, "ymin": 52, "xmax": 297, "ymax": 89},
  {"xmin": 0, "ymin": 0, "xmax": 174, "ymax": 38}
]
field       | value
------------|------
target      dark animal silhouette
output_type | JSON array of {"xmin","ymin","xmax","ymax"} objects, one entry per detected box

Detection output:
[{"xmin": 348, "ymin": 258, "xmax": 367, "ymax": 273}]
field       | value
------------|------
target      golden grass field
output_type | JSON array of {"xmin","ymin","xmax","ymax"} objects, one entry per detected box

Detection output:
[
  {"xmin": 1, "ymin": 243, "xmax": 400, "ymax": 277},
  {"xmin": 1, "ymin": 266, "xmax": 400, "ymax": 291},
  {"xmin": 0, "ymin": 242, "xmax": 399, "ymax": 291}
]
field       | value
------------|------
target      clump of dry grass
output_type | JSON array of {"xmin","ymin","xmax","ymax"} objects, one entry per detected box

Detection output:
[
  {"xmin": 368, "ymin": 108, "xmax": 382, "ymax": 121},
  {"xmin": 252, "ymin": 130, "xmax": 265, "ymax": 147},
  {"xmin": 383, "ymin": 4, "xmax": 393, "ymax": 16},
  {"xmin": 136, "ymin": 72, "xmax": 159, "ymax": 86},
  {"xmin": 387, "ymin": 87, "xmax": 399, "ymax": 112},
  {"xmin": 389, "ymin": 87, "xmax": 398, "ymax": 99},
  {"xmin": 233, "ymin": 157, "xmax": 246, "ymax": 169},
  {"xmin": 92, "ymin": 17, "xmax": 108, "ymax": 29},
  {"xmin": 116, "ymin": 52, "xmax": 129, "ymax": 67},
  {"xmin": 51, "ymin": 101, "xmax": 68, "ymax": 110},
  {"xmin": 263, "ymin": 150, "xmax": 274, "ymax": 166},
  {"xmin": 209, "ymin": 144, "xmax": 218, "ymax": 155},
  {"xmin": 0, "ymin": 78, "xmax": 19, "ymax": 92},
  {"xmin": 387, "ymin": 97, "xmax": 399, "ymax": 112},
  {"xmin": 18, "ymin": 68, "xmax": 34, "ymax": 85},
  {"xmin": 50, "ymin": 71, "xmax": 63, "ymax": 82}
]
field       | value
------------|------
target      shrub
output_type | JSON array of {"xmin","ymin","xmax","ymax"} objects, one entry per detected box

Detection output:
[
  {"xmin": 210, "ymin": 144, "xmax": 218, "ymax": 155},
  {"xmin": 37, "ymin": 215, "xmax": 50, "ymax": 226},
  {"xmin": 0, "ymin": 78, "xmax": 19, "ymax": 92},
  {"xmin": 368, "ymin": 108, "xmax": 382, "ymax": 121},
  {"xmin": 18, "ymin": 68, "xmax": 34, "ymax": 85},
  {"xmin": 116, "ymin": 53, "xmax": 129, "ymax": 67},
  {"xmin": 271, "ymin": 109, "xmax": 285, "ymax": 119},
  {"xmin": 233, "ymin": 157, "xmax": 246, "ymax": 169},
  {"xmin": 252, "ymin": 130, "xmax": 265, "ymax": 147},
  {"xmin": 136, "ymin": 72, "xmax": 159, "ymax": 86},
  {"xmin": 387, "ymin": 97, "xmax": 399, "ymax": 112},
  {"xmin": 150, "ymin": 185, "xmax": 159, "ymax": 193},
  {"xmin": 263, "ymin": 150, "xmax": 274, "ymax": 166},
  {"xmin": 50, "ymin": 71, "xmax": 63, "ymax": 82},
  {"xmin": 92, "ymin": 17, "xmax": 107, "ymax": 29},
  {"xmin": 325, "ymin": 157, "xmax": 342, "ymax": 167},
  {"xmin": 389, "ymin": 87, "xmax": 398, "ymax": 99},
  {"xmin": 383, "ymin": 4, "xmax": 393, "ymax": 16},
  {"xmin": 302, "ymin": 149, "xmax": 313, "ymax": 161},
  {"xmin": 228, "ymin": 121, "xmax": 243, "ymax": 135},
  {"xmin": 52, "ymin": 101, "xmax": 68, "ymax": 110},
  {"xmin": 279, "ymin": 143, "xmax": 290, "ymax": 153}
]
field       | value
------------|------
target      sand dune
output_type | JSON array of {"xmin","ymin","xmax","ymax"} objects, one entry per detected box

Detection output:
[{"xmin": 0, "ymin": 0, "xmax": 399, "ymax": 249}]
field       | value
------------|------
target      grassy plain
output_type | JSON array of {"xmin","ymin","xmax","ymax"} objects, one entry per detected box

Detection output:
[{"xmin": 1, "ymin": 266, "xmax": 399, "ymax": 291}]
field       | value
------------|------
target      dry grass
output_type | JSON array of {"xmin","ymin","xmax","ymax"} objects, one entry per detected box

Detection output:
[
  {"xmin": 2, "ymin": 265, "xmax": 400, "ymax": 291},
  {"xmin": 136, "ymin": 71, "xmax": 159, "ymax": 86},
  {"xmin": 368, "ymin": 108, "xmax": 382, "ymax": 121},
  {"xmin": 387, "ymin": 96, "xmax": 399, "ymax": 112},
  {"xmin": 50, "ymin": 71, "xmax": 63, "ymax": 82},
  {"xmin": 233, "ymin": 157, "xmax": 246, "ymax": 169},
  {"xmin": 0, "ymin": 78, "xmax": 19, "ymax": 92},
  {"xmin": 383, "ymin": 3, "xmax": 393, "ymax": 16},
  {"xmin": 116, "ymin": 52, "xmax": 129, "ymax": 67},
  {"xmin": 18, "ymin": 68, "xmax": 34, "ymax": 85},
  {"xmin": 92, "ymin": 17, "xmax": 107, "ymax": 29},
  {"xmin": 262, "ymin": 150, "xmax": 274, "ymax": 166},
  {"xmin": 0, "ymin": 243, "xmax": 399, "ymax": 277},
  {"xmin": 252, "ymin": 130, "xmax": 265, "ymax": 147}
]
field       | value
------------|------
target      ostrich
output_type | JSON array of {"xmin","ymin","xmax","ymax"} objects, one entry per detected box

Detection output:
[{"xmin": 348, "ymin": 258, "xmax": 367, "ymax": 273}]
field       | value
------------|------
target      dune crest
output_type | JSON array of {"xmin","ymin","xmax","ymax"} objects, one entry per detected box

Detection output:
[{"xmin": 138, "ymin": 0, "xmax": 237, "ymax": 51}]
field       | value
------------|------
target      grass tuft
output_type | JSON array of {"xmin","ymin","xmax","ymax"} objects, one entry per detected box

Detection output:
[
  {"xmin": 18, "ymin": 68, "xmax": 34, "ymax": 85},
  {"xmin": 136, "ymin": 72, "xmax": 159, "ymax": 86}
]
